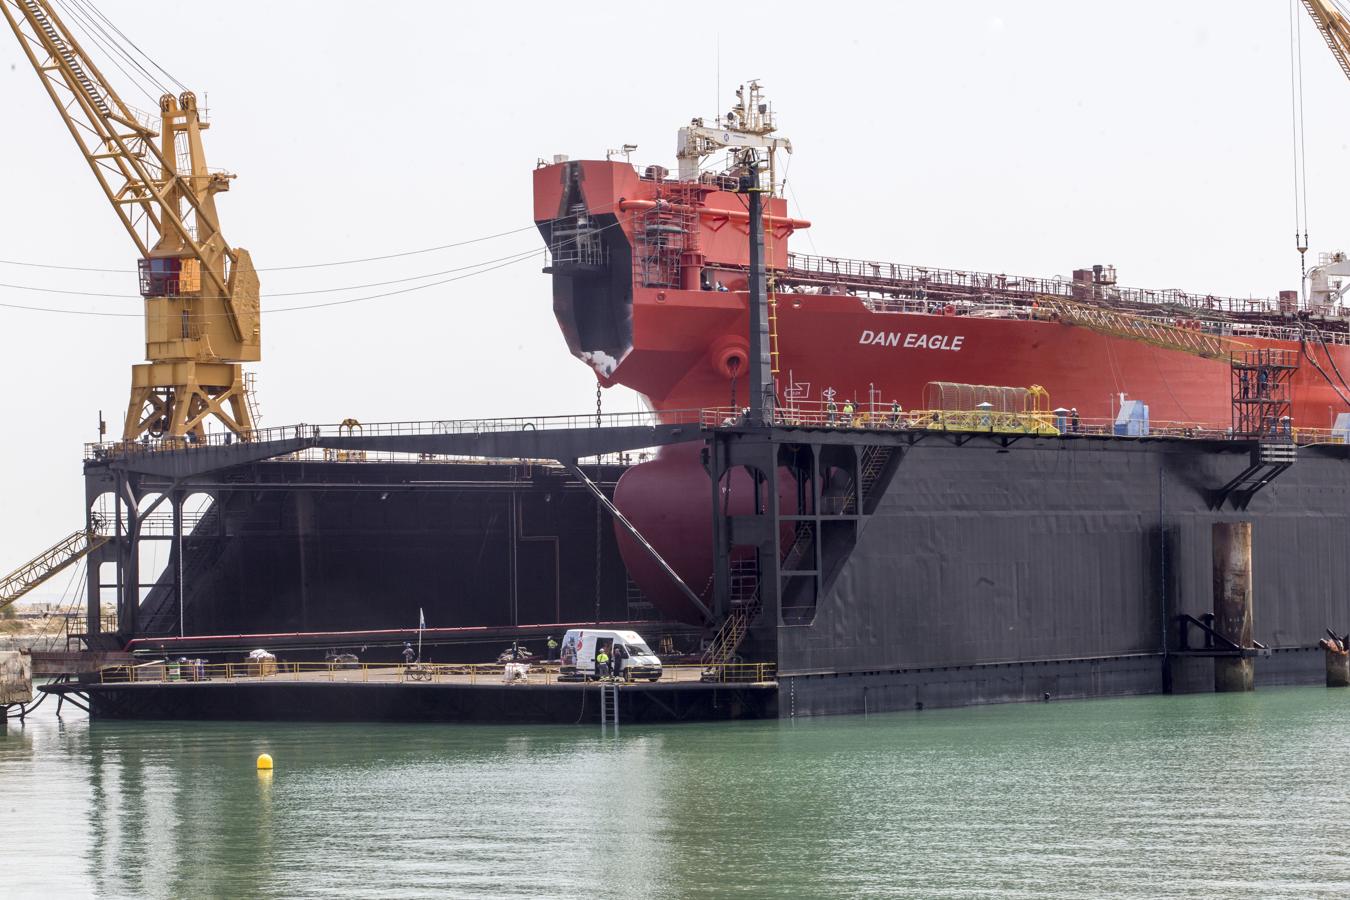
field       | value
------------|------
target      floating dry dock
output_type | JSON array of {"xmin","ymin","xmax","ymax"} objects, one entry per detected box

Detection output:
[
  {"xmin": 47, "ymin": 662, "xmax": 777, "ymax": 725},
  {"xmin": 35, "ymin": 406, "xmax": 1350, "ymax": 724}
]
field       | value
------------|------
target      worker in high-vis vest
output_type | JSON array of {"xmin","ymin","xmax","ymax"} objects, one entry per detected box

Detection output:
[
  {"xmin": 546, "ymin": 636, "xmax": 558, "ymax": 662},
  {"xmin": 595, "ymin": 648, "xmax": 610, "ymax": 681},
  {"xmin": 842, "ymin": 400, "xmax": 855, "ymax": 425}
]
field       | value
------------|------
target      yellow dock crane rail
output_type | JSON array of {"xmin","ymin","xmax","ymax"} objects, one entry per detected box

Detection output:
[{"xmin": 1, "ymin": 0, "xmax": 260, "ymax": 442}]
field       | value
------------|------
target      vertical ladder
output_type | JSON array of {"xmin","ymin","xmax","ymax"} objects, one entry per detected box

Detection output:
[
  {"xmin": 764, "ymin": 191, "xmax": 782, "ymax": 377},
  {"xmin": 243, "ymin": 371, "xmax": 262, "ymax": 430},
  {"xmin": 599, "ymin": 681, "xmax": 619, "ymax": 728}
]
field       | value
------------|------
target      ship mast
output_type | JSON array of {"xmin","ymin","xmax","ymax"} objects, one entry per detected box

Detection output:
[
  {"xmin": 2, "ymin": 0, "xmax": 261, "ymax": 442},
  {"xmin": 676, "ymin": 80, "xmax": 792, "ymax": 192},
  {"xmin": 680, "ymin": 82, "xmax": 791, "ymax": 426}
]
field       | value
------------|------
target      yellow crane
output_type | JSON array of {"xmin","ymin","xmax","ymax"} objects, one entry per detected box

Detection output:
[
  {"xmin": 1, "ymin": 0, "xmax": 259, "ymax": 443},
  {"xmin": 1301, "ymin": 0, "xmax": 1350, "ymax": 82}
]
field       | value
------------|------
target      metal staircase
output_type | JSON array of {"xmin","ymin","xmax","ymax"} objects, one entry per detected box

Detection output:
[
  {"xmin": 859, "ymin": 445, "xmax": 894, "ymax": 503},
  {"xmin": 780, "ymin": 521, "xmax": 815, "ymax": 573},
  {"xmin": 1209, "ymin": 441, "xmax": 1298, "ymax": 510},
  {"xmin": 0, "ymin": 525, "xmax": 108, "ymax": 612},
  {"xmin": 700, "ymin": 557, "xmax": 760, "ymax": 671},
  {"xmin": 138, "ymin": 500, "xmax": 223, "ymax": 635}
]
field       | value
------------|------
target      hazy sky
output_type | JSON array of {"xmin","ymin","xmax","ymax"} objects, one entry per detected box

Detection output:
[{"xmin": 3, "ymin": 0, "xmax": 1349, "ymax": 588}]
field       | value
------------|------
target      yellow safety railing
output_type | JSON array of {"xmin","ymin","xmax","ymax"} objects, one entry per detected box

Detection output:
[
  {"xmin": 704, "ymin": 402, "xmax": 1059, "ymax": 436},
  {"xmin": 98, "ymin": 660, "xmax": 779, "ymax": 686},
  {"xmin": 702, "ymin": 402, "xmax": 1350, "ymax": 446}
]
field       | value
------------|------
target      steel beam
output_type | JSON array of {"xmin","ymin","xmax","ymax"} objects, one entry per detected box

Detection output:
[{"xmin": 564, "ymin": 462, "xmax": 711, "ymax": 622}]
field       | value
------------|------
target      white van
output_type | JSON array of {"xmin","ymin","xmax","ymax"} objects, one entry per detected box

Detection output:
[{"xmin": 557, "ymin": 629, "xmax": 662, "ymax": 682}]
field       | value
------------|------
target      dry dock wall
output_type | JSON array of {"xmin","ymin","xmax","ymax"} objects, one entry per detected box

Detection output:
[{"xmin": 778, "ymin": 437, "xmax": 1350, "ymax": 716}]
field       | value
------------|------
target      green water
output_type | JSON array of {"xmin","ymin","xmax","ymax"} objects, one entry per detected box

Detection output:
[{"xmin": 3, "ymin": 689, "xmax": 1350, "ymax": 899}]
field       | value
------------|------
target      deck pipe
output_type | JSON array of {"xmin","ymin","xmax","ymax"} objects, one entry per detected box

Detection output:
[{"xmin": 1213, "ymin": 521, "xmax": 1255, "ymax": 692}]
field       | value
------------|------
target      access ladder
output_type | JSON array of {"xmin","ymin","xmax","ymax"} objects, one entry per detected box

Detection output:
[
  {"xmin": 1, "ymin": 526, "xmax": 109, "ymax": 613},
  {"xmin": 599, "ymin": 681, "xmax": 619, "ymax": 727}
]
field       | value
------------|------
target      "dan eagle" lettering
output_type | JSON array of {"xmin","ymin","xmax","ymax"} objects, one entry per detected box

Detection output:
[{"xmin": 859, "ymin": 330, "xmax": 965, "ymax": 351}]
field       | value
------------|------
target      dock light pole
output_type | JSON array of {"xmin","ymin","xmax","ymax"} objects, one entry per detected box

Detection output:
[{"xmin": 741, "ymin": 171, "xmax": 775, "ymax": 427}]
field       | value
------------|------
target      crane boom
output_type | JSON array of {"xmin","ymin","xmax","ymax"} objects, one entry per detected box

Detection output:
[
  {"xmin": 1301, "ymin": 0, "xmax": 1350, "ymax": 83},
  {"xmin": 2, "ymin": 0, "xmax": 260, "ymax": 442}
]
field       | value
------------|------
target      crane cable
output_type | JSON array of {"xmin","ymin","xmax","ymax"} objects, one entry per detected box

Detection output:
[{"xmin": 1290, "ymin": 0, "xmax": 1312, "ymax": 298}]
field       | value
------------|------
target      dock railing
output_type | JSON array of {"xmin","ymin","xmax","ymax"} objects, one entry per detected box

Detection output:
[
  {"xmin": 83, "ymin": 402, "xmax": 1350, "ymax": 464},
  {"xmin": 97, "ymin": 660, "xmax": 777, "ymax": 686},
  {"xmin": 84, "ymin": 408, "xmax": 712, "ymax": 460}
]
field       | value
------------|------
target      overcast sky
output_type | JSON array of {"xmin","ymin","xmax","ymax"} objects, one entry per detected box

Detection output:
[{"xmin": 3, "ymin": 0, "xmax": 1349, "ymax": 592}]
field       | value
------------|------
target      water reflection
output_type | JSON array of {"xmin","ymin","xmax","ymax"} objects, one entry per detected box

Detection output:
[{"xmin": 4, "ymin": 690, "xmax": 1350, "ymax": 898}]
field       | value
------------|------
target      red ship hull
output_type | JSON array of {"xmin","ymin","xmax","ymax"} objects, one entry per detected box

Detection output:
[
  {"xmin": 534, "ymin": 159, "xmax": 1350, "ymax": 621},
  {"xmin": 632, "ymin": 296, "xmax": 1350, "ymax": 429}
]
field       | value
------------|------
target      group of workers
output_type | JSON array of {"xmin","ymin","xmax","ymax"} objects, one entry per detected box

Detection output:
[
  {"xmin": 821, "ymin": 398, "xmax": 907, "ymax": 429},
  {"xmin": 593, "ymin": 642, "xmax": 630, "ymax": 681},
  {"xmin": 1237, "ymin": 368, "xmax": 1272, "ymax": 400}
]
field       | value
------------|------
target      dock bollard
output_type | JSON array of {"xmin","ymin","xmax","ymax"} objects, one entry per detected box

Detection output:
[
  {"xmin": 1320, "ymin": 635, "xmax": 1350, "ymax": 688},
  {"xmin": 256, "ymin": 753, "xmax": 274, "ymax": 770}
]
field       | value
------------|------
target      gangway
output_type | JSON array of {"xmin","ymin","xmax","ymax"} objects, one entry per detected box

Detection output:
[{"xmin": 0, "ymin": 525, "xmax": 108, "ymax": 613}]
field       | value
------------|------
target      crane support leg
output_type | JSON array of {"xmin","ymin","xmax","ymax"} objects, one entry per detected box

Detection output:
[{"xmin": 123, "ymin": 362, "xmax": 253, "ymax": 442}]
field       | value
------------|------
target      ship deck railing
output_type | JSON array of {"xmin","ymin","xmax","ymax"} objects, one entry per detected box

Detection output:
[
  {"xmin": 96, "ymin": 659, "xmax": 777, "ymax": 687},
  {"xmin": 780, "ymin": 251, "xmax": 1298, "ymax": 319}
]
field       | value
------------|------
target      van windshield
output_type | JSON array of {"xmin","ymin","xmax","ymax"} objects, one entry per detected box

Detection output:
[{"xmin": 627, "ymin": 642, "xmax": 655, "ymax": 657}]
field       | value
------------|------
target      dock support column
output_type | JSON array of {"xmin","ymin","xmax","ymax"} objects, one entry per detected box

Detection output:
[
  {"xmin": 1213, "ymin": 521, "xmax": 1254, "ymax": 692},
  {"xmin": 1323, "ymin": 638, "xmax": 1350, "ymax": 687}
]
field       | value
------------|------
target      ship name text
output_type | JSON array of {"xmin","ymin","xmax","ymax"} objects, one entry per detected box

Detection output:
[{"xmin": 859, "ymin": 330, "xmax": 964, "ymax": 351}]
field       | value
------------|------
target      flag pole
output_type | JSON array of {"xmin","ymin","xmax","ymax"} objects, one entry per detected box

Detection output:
[{"xmin": 418, "ymin": 607, "xmax": 425, "ymax": 662}]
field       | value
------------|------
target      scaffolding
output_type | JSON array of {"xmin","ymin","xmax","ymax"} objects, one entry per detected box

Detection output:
[
  {"xmin": 630, "ymin": 183, "xmax": 702, "ymax": 289},
  {"xmin": 1231, "ymin": 349, "xmax": 1298, "ymax": 439}
]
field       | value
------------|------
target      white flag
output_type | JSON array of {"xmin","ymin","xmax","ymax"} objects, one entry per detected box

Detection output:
[{"xmin": 418, "ymin": 607, "xmax": 426, "ymax": 630}]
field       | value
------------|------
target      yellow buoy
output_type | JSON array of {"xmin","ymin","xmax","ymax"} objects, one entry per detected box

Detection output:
[{"xmin": 256, "ymin": 753, "xmax": 273, "ymax": 770}]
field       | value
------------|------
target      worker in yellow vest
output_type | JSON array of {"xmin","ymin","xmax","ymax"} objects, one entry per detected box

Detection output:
[{"xmin": 595, "ymin": 647, "xmax": 610, "ymax": 681}]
